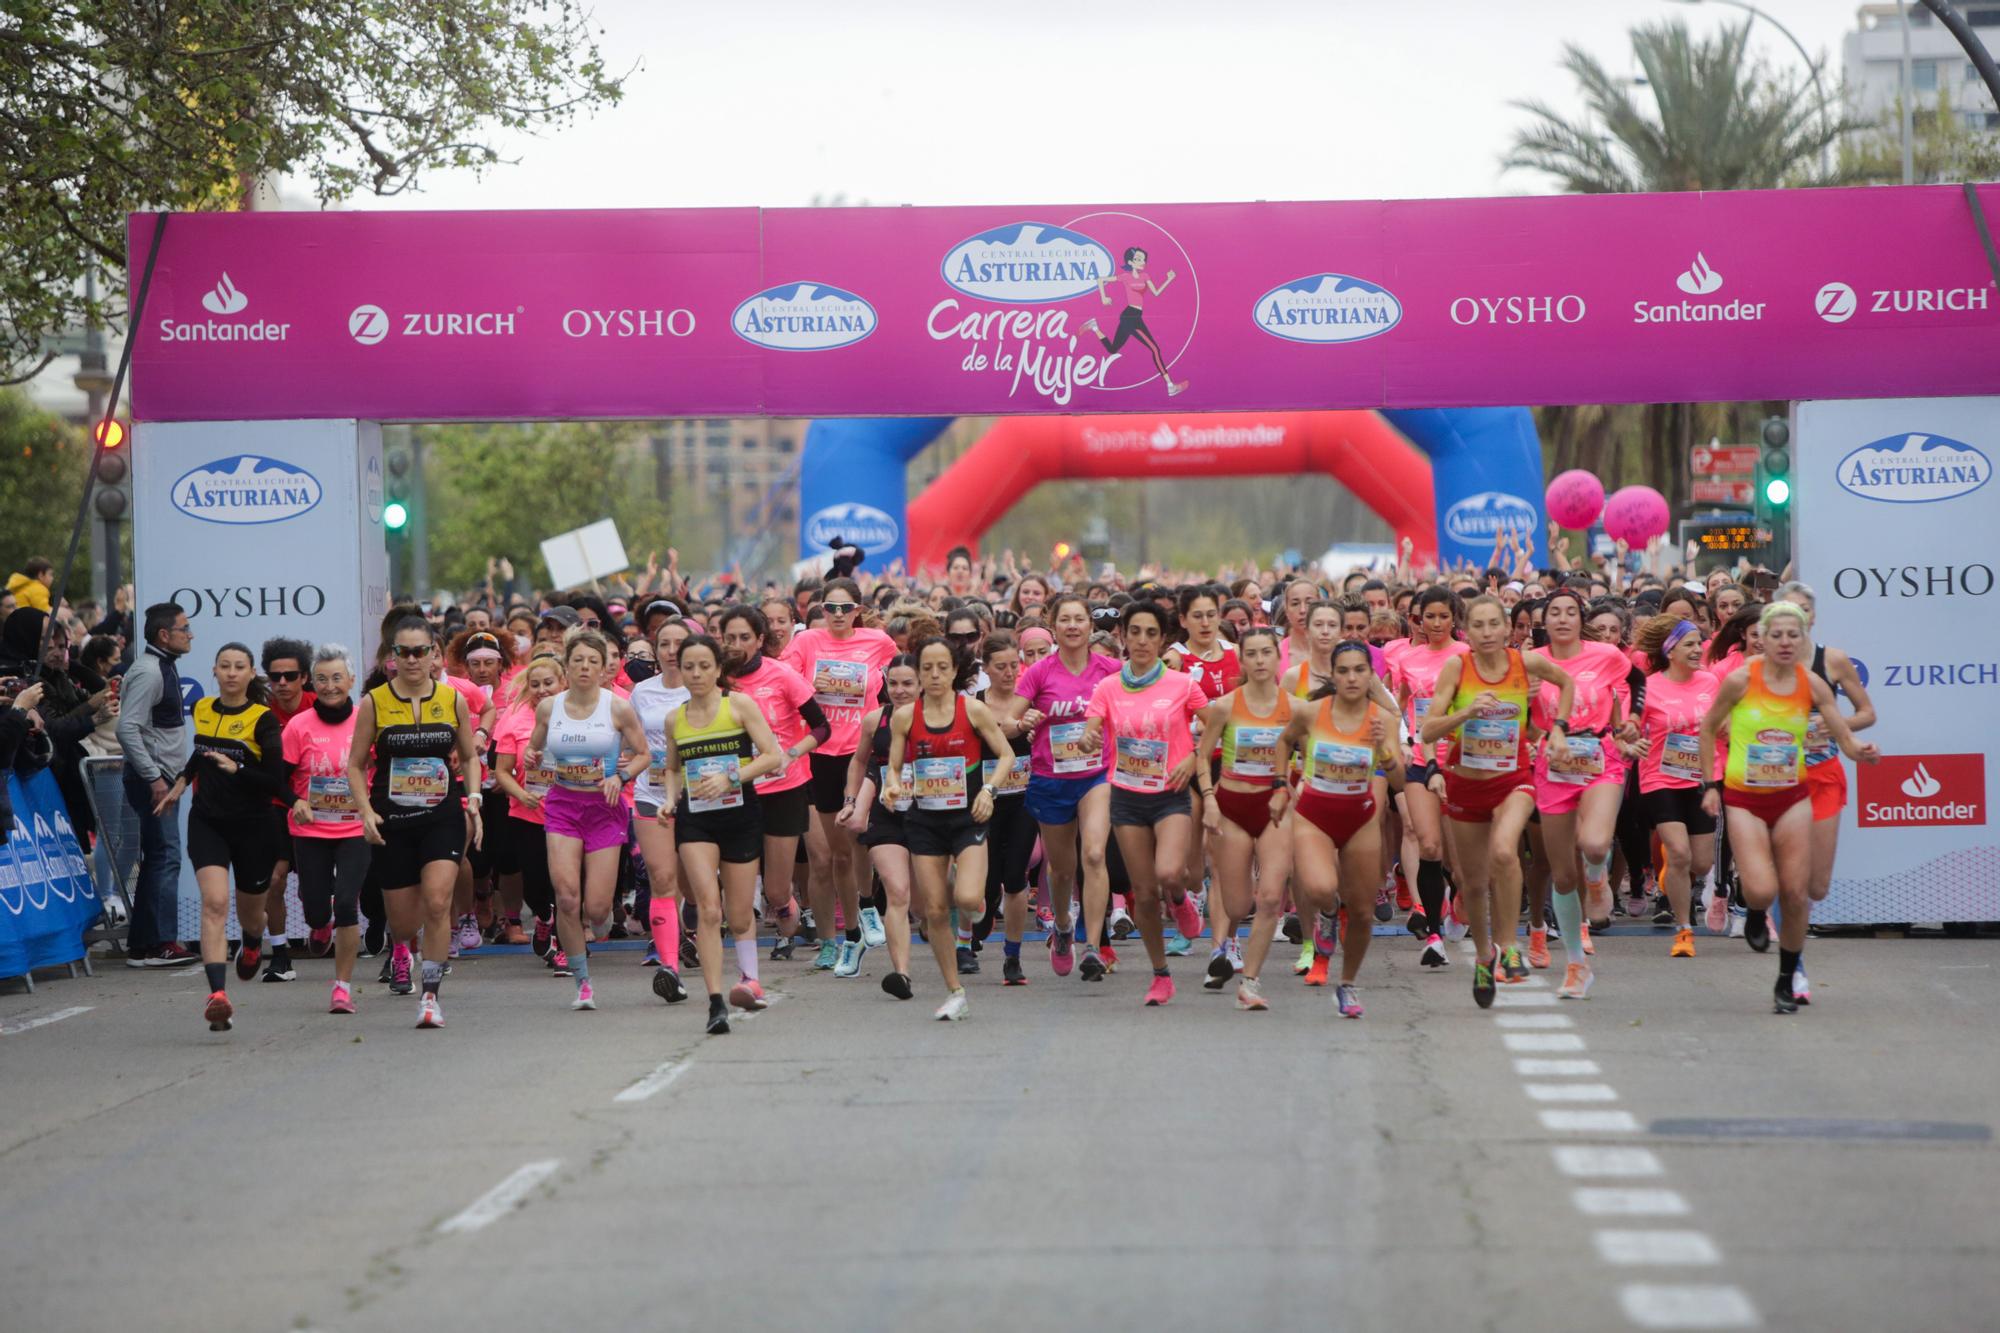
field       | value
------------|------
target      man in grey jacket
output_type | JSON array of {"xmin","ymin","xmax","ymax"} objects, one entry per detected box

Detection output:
[{"xmin": 116, "ymin": 602, "xmax": 196, "ymax": 966}]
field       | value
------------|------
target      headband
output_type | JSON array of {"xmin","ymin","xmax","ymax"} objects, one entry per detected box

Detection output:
[
  {"xmin": 1018, "ymin": 626, "xmax": 1054, "ymax": 647},
  {"xmin": 1662, "ymin": 619, "xmax": 1700, "ymax": 653}
]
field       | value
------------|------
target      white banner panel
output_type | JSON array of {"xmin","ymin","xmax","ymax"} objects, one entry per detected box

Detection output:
[{"xmin": 1796, "ymin": 396, "xmax": 1999, "ymax": 924}]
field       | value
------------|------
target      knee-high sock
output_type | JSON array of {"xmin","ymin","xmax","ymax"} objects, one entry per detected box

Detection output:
[
  {"xmin": 649, "ymin": 897, "xmax": 680, "ymax": 968},
  {"xmin": 1417, "ymin": 859, "xmax": 1447, "ymax": 935},
  {"xmin": 1551, "ymin": 887, "xmax": 1586, "ymax": 966},
  {"xmin": 734, "ymin": 937, "xmax": 759, "ymax": 983}
]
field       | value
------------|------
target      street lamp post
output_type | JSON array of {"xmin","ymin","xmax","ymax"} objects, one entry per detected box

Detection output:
[{"xmin": 1668, "ymin": 0, "xmax": 1834, "ymax": 180}]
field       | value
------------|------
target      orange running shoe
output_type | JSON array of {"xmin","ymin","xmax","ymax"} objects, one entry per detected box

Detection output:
[
  {"xmin": 1670, "ymin": 927, "xmax": 1696, "ymax": 959},
  {"xmin": 1303, "ymin": 951, "xmax": 1331, "ymax": 987},
  {"xmin": 203, "ymin": 990, "xmax": 234, "ymax": 1031},
  {"xmin": 1557, "ymin": 962, "xmax": 1594, "ymax": 1000},
  {"xmin": 1527, "ymin": 928, "xmax": 1552, "ymax": 970},
  {"xmin": 1580, "ymin": 920, "xmax": 1595, "ymax": 956},
  {"xmin": 1100, "ymin": 944, "xmax": 1119, "ymax": 973}
]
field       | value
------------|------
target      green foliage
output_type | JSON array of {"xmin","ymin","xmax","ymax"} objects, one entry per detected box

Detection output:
[
  {"xmin": 1843, "ymin": 88, "xmax": 2000, "ymax": 184},
  {"xmin": 1, "ymin": 0, "xmax": 626, "ymax": 378},
  {"xmin": 0, "ymin": 388, "xmax": 92, "ymax": 580}
]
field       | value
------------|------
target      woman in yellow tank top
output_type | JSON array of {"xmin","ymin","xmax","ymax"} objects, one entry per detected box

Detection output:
[
  {"xmin": 1420, "ymin": 595, "xmax": 1575, "ymax": 1009},
  {"xmin": 1698, "ymin": 603, "xmax": 1877, "ymax": 1015}
]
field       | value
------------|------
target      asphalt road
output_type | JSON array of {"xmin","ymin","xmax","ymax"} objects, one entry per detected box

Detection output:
[{"xmin": 3, "ymin": 926, "xmax": 1995, "ymax": 1333}]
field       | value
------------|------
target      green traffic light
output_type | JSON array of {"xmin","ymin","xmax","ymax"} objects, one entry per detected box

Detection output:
[
  {"xmin": 1764, "ymin": 477, "xmax": 1791, "ymax": 507},
  {"xmin": 383, "ymin": 500, "xmax": 409, "ymax": 530}
]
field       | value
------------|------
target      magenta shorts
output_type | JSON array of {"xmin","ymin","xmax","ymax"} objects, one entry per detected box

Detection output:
[
  {"xmin": 1532, "ymin": 740, "xmax": 1628, "ymax": 817},
  {"xmin": 542, "ymin": 784, "xmax": 632, "ymax": 853}
]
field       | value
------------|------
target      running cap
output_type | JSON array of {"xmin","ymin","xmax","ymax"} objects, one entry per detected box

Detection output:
[
  {"xmin": 539, "ymin": 606, "xmax": 580, "ymax": 628},
  {"xmin": 1504, "ymin": 581, "xmax": 1525, "ymax": 594},
  {"xmin": 1679, "ymin": 580, "xmax": 1707, "ymax": 598}
]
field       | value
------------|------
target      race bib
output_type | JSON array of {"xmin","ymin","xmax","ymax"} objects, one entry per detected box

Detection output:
[
  {"xmin": 982, "ymin": 756, "xmax": 1029, "ymax": 796},
  {"xmin": 1661, "ymin": 732, "xmax": 1702, "ymax": 784},
  {"xmin": 552, "ymin": 755, "xmax": 610, "ymax": 792},
  {"xmin": 1743, "ymin": 742, "xmax": 1800, "ymax": 789},
  {"xmin": 523, "ymin": 762, "xmax": 555, "ymax": 801},
  {"xmin": 686, "ymin": 754, "xmax": 744, "ymax": 812},
  {"xmin": 1547, "ymin": 733, "xmax": 1605, "ymax": 786},
  {"xmin": 306, "ymin": 775, "xmax": 361, "ymax": 826},
  {"xmin": 913, "ymin": 756, "xmax": 968, "ymax": 811},
  {"xmin": 1804, "ymin": 711, "xmax": 1838, "ymax": 766},
  {"xmin": 1114, "ymin": 737, "xmax": 1168, "ymax": 792},
  {"xmin": 1459, "ymin": 719, "xmax": 1520, "ymax": 773},
  {"xmin": 1228, "ymin": 725, "xmax": 1283, "ymax": 778},
  {"xmin": 812, "ymin": 659, "xmax": 868, "ymax": 712},
  {"xmin": 387, "ymin": 756, "xmax": 449, "ymax": 808},
  {"xmin": 1307, "ymin": 740, "xmax": 1373, "ymax": 796},
  {"xmin": 646, "ymin": 746, "xmax": 670, "ymax": 790},
  {"xmin": 882, "ymin": 763, "xmax": 914, "ymax": 812},
  {"xmin": 1049, "ymin": 721, "xmax": 1099, "ymax": 775}
]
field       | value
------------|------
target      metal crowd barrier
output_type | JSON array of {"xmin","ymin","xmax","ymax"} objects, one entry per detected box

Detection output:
[{"xmin": 79, "ymin": 754, "xmax": 140, "ymax": 952}]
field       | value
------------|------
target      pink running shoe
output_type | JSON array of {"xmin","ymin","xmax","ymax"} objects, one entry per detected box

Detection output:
[
  {"xmin": 456, "ymin": 916, "xmax": 482, "ymax": 952},
  {"xmin": 571, "ymin": 980, "xmax": 597, "ymax": 1010},
  {"xmin": 1705, "ymin": 886, "xmax": 1730, "ymax": 935},
  {"xmin": 1143, "ymin": 973, "xmax": 1175, "ymax": 1007},
  {"xmin": 729, "ymin": 977, "xmax": 769, "ymax": 1011},
  {"xmin": 1169, "ymin": 891, "xmax": 1202, "ymax": 942},
  {"xmin": 328, "ymin": 982, "xmax": 356, "ymax": 1015},
  {"xmin": 1050, "ymin": 930, "xmax": 1074, "ymax": 977}
]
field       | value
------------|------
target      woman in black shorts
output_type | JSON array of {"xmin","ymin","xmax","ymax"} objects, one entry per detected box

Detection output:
[
  {"xmin": 976, "ymin": 631, "xmax": 1037, "ymax": 986},
  {"xmin": 839, "ymin": 654, "xmax": 921, "ymax": 998}
]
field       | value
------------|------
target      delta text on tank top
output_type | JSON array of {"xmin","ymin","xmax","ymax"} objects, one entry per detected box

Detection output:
[
  {"xmin": 545, "ymin": 689, "xmax": 622, "ymax": 791},
  {"xmin": 909, "ymin": 694, "xmax": 985, "ymax": 813},
  {"xmin": 367, "ymin": 681, "xmax": 462, "ymax": 826},
  {"xmin": 1448, "ymin": 649, "xmax": 1530, "ymax": 775},
  {"xmin": 1725, "ymin": 658, "xmax": 1808, "ymax": 793},
  {"xmin": 1219, "ymin": 689, "xmax": 1290, "ymax": 785},
  {"xmin": 1302, "ymin": 698, "xmax": 1381, "ymax": 797},
  {"xmin": 672, "ymin": 695, "xmax": 755, "ymax": 813}
]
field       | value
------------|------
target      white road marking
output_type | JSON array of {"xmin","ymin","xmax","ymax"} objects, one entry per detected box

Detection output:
[
  {"xmin": 1514, "ymin": 1057, "xmax": 1600, "ymax": 1076},
  {"xmin": 1573, "ymin": 1188, "xmax": 1691, "ymax": 1218},
  {"xmin": 732, "ymin": 992, "xmax": 787, "ymax": 1023},
  {"xmin": 1504, "ymin": 1031, "xmax": 1586, "ymax": 1051},
  {"xmin": 613, "ymin": 1060, "xmax": 689, "ymax": 1104},
  {"xmin": 1493, "ymin": 989, "xmax": 1558, "ymax": 1007},
  {"xmin": 1617, "ymin": 1283, "xmax": 1760, "ymax": 1328},
  {"xmin": 1553, "ymin": 1146, "xmax": 1663, "ymax": 1178},
  {"xmin": 1595, "ymin": 1230, "xmax": 1722, "ymax": 1266},
  {"xmin": 1526, "ymin": 1082, "xmax": 1620, "ymax": 1102},
  {"xmin": 0, "ymin": 1006, "xmax": 92, "ymax": 1035},
  {"xmin": 437, "ymin": 1159, "xmax": 562, "ymax": 1234},
  {"xmin": 1495, "ymin": 1013, "xmax": 1573, "ymax": 1029},
  {"xmin": 1541, "ymin": 1109, "xmax": 1641, "ymax": 1133}
]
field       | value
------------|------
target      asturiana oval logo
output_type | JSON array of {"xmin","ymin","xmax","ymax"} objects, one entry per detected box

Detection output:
[
  {"xmin": 805, "ymin": 502, "xmax": 900, "ymax": 550},
  {"xmin": 170, "ymin": 455, "xmax": 324, "ymax": 526},
  {"xmin": 940, "ymin": 223, "xmax": 1114, "ymax": 304},
  {"xmin": 1443, "ymin": 491, "xmax": 1538, "ymax": 545},
  {"xmin": 733, "ymin": 282, "xmax": 878, "ymax": 352},
  {"xmin": 1254, "ymin": 273, "xmax": 1402, "ymax": 344},
  {"xmin": 1836, "ymin": 432, "xmax": 1991, "ymax": 504}
]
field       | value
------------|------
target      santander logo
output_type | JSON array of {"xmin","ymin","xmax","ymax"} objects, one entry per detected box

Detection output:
[
  {"xmin": 1901, "ymin": 763, "xmax": 1942, "ymax": 799},
  {"xmin": 1676, "ymin": 253, "xmax": 1723, "ymax": 296},
  {"xmin": 201, "ymin": 273, "xmax": 249, "ymax": 315},
  {"xmin": 1859, "ymin": 753, "xmax": 1984, "ymax": 828}
]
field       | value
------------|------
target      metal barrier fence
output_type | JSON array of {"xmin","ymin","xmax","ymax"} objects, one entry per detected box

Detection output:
[{"xmin": 79, "ymin": 755, "xmax": 140, "ymax": 952}]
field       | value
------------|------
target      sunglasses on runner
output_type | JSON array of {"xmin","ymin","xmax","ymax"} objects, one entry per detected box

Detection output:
[
  {"xmin": 391, "ymin": 644, "xmax": 433, "ymax": 659},
  {"xmin": 823, "ymin": 601, "xmax": 858, "ymax": 614},
  {"xmin": 266, "ymin": 670, "xmax": 304, "ymax": 682}
]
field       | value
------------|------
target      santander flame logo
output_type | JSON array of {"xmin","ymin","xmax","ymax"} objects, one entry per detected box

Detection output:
[
  {"xmin": 201, "ymin": 273, "xmax": 249, "ymax": 315},
  {"xmin": 1675, "ymin": 253, "xmax": 1723, "ymax": 296},
  {"xmin": 1901, "ymin": 763, "xmax": 1942, "ymax": 799}
]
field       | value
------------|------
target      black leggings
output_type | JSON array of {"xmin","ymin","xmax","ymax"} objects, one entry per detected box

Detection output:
[
  {"xmin": 509, "ymin": 816, "xmax": 555, "ymax": 921},
  {"xmin": 1616, "ymin": 765, "xmax": 1652, "ymax": 898},
  {"xmin": 1096, "ymin": 306, "xmax": 1171, "ymax": 379},
  {"xmin": 295, "ymin": 837, "xmax": 372, "ymax": 929},
  {"xmin": 975, "ymin": 796, "xmax": 1036, "ymax": 940}
]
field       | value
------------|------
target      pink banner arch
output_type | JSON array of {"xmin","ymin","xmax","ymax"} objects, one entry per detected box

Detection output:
[{"xmin": 905, "ymin": 411, "xmax": 1435, "ymax": 570}]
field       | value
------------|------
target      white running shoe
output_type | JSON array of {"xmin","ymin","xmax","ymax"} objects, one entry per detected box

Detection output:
[
  {"xmin": 1420, "ymin": 934, "xmax": 1451, "ymax": 968},
  {"xmin": 859, "ymin": 906, "xmax": 887, "ymax": 949},
  {"xmin": 833, "ymin": 938, "xmax": 865, "ymax": 978},
  {"xmin": 1225, "ymin": 937, "xmax": 1244, "ymax": 973},
  {"xmin": 571, "ymin": 980, "xmax": 597, "ymax": 1010},
  {"xmin": 1792, "ymin": 966, "xmax": 1811, "ymax": 1004},
  {"xmin": 1109, "ymin": 907, "xmax": 1136, "ymax": 940},
  {"xmin": 934, "ymin": 988, "xmax": 969, "ymax": 1022},
  {"xmin": 416, "ymin": 995, "xmax": 445, "ymax": 1029}
]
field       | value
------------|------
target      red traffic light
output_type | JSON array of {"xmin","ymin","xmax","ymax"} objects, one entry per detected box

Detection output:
[{"xmin": 93, "ymin": 419, "xmax": 127, "ymax": 450}]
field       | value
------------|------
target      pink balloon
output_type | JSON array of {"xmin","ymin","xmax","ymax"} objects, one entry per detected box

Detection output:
[
  {"xmin": 1545, "ymin": 470, "xmax": 1605, "ymax": 529},
  {"xmin": 1603, "ymin": 485, "xmax": 1670, "ymax": 545}
]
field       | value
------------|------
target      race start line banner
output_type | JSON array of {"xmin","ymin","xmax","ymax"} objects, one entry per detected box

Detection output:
[{"xmin": 129, "ymin": 186, "xmax": 2000, "ymax": 422}]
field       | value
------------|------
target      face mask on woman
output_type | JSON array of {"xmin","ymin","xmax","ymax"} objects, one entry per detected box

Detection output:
[{"xmin": 625, "ymin": 658, "xmax": 658, "ymax": 684}]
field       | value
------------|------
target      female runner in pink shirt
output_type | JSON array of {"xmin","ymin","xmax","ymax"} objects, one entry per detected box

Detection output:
[
  {"xmin": 1633, "ymin": 614, "xmax": 1722, "ymax": 970},
  {"xmin": 1395, "ymin": 587, "xmax": 1470, "ymax": 966},
  {"xmin": 1081, "ymin": 246, "xmax": 1188, "ymax": 397}
]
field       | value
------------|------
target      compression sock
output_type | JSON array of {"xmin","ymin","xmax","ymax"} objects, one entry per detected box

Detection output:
[
  {"xmin": 1581, "ymin": 850, "xmax": 1612, "ymax": 896},
  {"xmin": 1778, "ymin": 948, "xmax": 1801, "ymax": 991},
  {"xmin": 1417, "ymin": 859, "xmax": 1447, "ymax": 931},
  {"xmin": 205, "ymin": 962, "xmax": 226, "ymax": 991},
  {"xmin": 421, "ymin": 959, "xmax": 444, "ymax": 997},
  {"xmin": 649, "ymin": 898, "xmax": 680, "ymax": 967},
  {"xmin": 1004, "ymin": 940, "xmax": 1021, "ymax": 959},
  {"xmin": 1551, "ymin": 887, "xmax": 1586, "ymax": 966},
  {"xmin": 735, "ymin": 938, "xmax": 760, "ymax": 983},
  {"xmin": 569, "ymin": 948, "xmax": 590, "ymax": 983}
]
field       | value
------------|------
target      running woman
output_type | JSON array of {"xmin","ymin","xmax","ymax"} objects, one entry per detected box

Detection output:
[
  {"xmin": 1081, "ymin": 602, "xmax": 1208, "ymax": 1007},
  {"xmin": 162, "ymin": 644, "xmax": 287, "ymax": 1031},
  {"xmin": 840, "ymin": 655, "xmax": 921, "ymax": 998},
  {"xmin": 1698, "ymin": 602, "xmax": 1878, "ymax": 1014},
  {"xmin": 257, "ymin": 635, "xmax": 315, "ymax": 979},
  {"xmin": 1420, "ymin": 595, "xmax": 1575, "ymax": 1009},
  {"xmin": 1528, "ymin": 589, "xmax": 1635, "ymax": 988},
  {"xmin": 1083, "ymin": 246, "xmax": 1187, "ymax": 396},
  {"xmin": 1395, "ymin": 588, "xmax": 1471, "ymax": 963},
  {"xmin": 781, "ymin": 578, "xmax": 897, "ymax": 970},
  {"xmin": 1017, "ymin": 593, "xmax": 1121, "ymax": 979},
  {"xmin": 882, "ymin": 637, "xmax": 1016, "ymax": 1020},
  {"xmin": 453, "ymin": 629, "xmax": 523, "ymax": 944},
  {"xmin": 1190, "ymin": 627, "xmax": 1293, "ymax": 1010},
  {"xmin": 1632, "ymin": 615, "xmax": 1720, "ymax": 981},
  {"xmin": 282, "ymin": 645, "xmax": 370, "ymax": 1014},
  {"xmin": 492, "ymin": 654, "xmax": 564, "ymax": 972},
  {"xmin": 659, "ymin": 634, "xmax": 786, "ymax": 1036},
  {"xmin": 977, "ymin": 631, "xmax": 1037, "ymax": 986},
  {"xmin": 524, "ymin": 630, "xmax": 650, "ymax": 1011},
  {"xmin": 1278, "ymin": 642, "xmax": 1406, "ymax": 1018},
  {"xmin": 347, "ymin": 616, "xmax": 483, "ymax": 1029},
  {"xmin": 631, "ymin": 618, "xmax": 693, "ymax": 1003}
]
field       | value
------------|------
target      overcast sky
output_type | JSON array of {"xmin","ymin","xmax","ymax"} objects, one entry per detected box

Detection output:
[{"xmin": 348, "ymin": 0, "xmax": 1858, "ymax": 213}]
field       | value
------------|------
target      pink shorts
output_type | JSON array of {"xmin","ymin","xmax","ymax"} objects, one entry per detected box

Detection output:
[
  {"xmin": 543, "ymin": 784, "xmax": 632, "ymax": 853},
  {"xmin": 1532, "ymin": 741, "xmax": 1628, "ymax": 817}
]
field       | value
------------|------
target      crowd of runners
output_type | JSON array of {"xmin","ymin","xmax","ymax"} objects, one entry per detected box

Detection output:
[{"xmin": 129, "ymin": 534, "xmax": 1879, "ymax": 1035}]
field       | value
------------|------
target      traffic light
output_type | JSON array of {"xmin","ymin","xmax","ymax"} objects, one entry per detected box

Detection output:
[
  {"xmin": 383, "ymin": 500, "xmax": 410, "ymax": 531},
  {"xmin": 1757, "ymin": 416, "xmax": 1791, "ymax": 511},
  {"xmin": 92, "ymin": 417, "xmax": 130, "ymax": 520}
]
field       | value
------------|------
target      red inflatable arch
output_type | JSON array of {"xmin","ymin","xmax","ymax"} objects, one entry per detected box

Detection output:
[{"xmin": 906, "ymin": 411, "xmax": 1436, "ymax": 571}]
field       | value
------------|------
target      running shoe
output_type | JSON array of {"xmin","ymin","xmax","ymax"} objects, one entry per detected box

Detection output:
[
  {"xmin": 1579, "ymin": 920, "xmax": 1595, "ymax": 956},
  {"xmin": 234, "ymin": 946, "xmax": 261, "ymax": 983},
  {"xmin": 859, "ymin": 906, "xmax": 887, "ymax": 949},
  {"xmin": 377, "ymin": 952, "xmax": 394, "ymax": 984},
  {"xmin": 1236, "ymin": 977, "xmax": 1268, "ymax": 1011},
  {"xmin": 835, "ymin": 939, "xmax": 866, "ymax": 978},
  {"xmin": 1293, "ymin": 939, "xmax": 1315, "ymax": 976},
  {"xmin": 1035, "ymin": 907, "xmax": 1055, "ymax": 933},
  {"xmin": 881, "ymin": 971, "xmax": 914, "ymax": 1000},
  {"xmin": 706, "ymin": 996, "xmax": 731, "ymax": 1034},
  {"xmin": 548, "ymin": 949, "xmax": 572, "ymax": 978},
  {"xmin": 1791, "ymin": 966, "xmax": 1811, "ymax": 1005},
  {"xmin": 770, "ymin": 937, "xmax": 797, "ymax": 961},
  {"xmin": 1100, "ymin": 944, "xmax": 1119, "ymax": 973},
  {"xmin": 1500, "ymin": 944, "xmax": 1528, "ymax": 984},
  {"xmin": 1079, "ymin": 948, "xmax": 1106, "ymax": 983},
  {"xmin": 1441, "ymin": 903, "xmax": 1470, "ymax": 943},
  {"xmin": 652, "ymin": 968, "xmax": 688, "ymax": 1004},
  {"xmin": 1002, "ymin": 955, "xmax": 1026, "ymax": 986},
  {"xmin": 1281, "ymin": 912, "xmax": 1303, "ymax": 945},
  {"xmin": 1110, "ymin": 906, "xmax": 1136, "ymax": 940},
  {"xmin": 1744, "ymin": 909, "xmax": 1771, "ymax": 954},
  {"xmin": 1169, "ymin": 892, "xmax": 1202, "ymax": 942},
  {"xmin": 1395, "ymin": 877, "xmax": 1413, "ymax": 912},
  {"xmin": 203, "ymin": 990, "xmax": 234, "ymax": 1031},
  {"xmin": 447, "ymin": 937, "xmax": 460, "ymax": 960},
  {"xmin": 532, "ymin": 916, "xmax": 553, "ymax": 958},
  {"xmin": 571, "ymin": 981, "xmax": 597, "ymax": 1011},
  {"xmin": 416, "ymin": 995, "xmax": 445, "ymax": 1029},
  {"xmin": 1557, "ymin": 962, "xmax": 1594, "ymax": 1000},
  {"xmin": 1226, "ymin": 937, "xmax": 1244, "ymax": 973},
  {"xmin": 1407, "ymin": 910, "xmax": 1429, "ymax": 938},
  {"xmin": 389, "ymin": 946, "xmax": 414, "ymax": 995},
  {"xmin": 1420, "ymin": 934, "xmax": 1450, "ymax": 969},
  {"xmin": 813, "ymin": 939, "xmax": 839, "ymax": 971},
  {"xmin": 456, "ymin": 915, "xmax": 482, "ymax": 952},
  {"xmin": 1050, "ymin": 930, "xmax": 1075, "ymax": 977},
  {"xmin": 729, "ymin": 977, "xmax": 769, "ymax": 1011},
  {"xmin": 642, "ymin": 947, "xmax": 659, "ymax": 968},
  {"xmin": 498, "ymin": 920, "xmax": 529, "ymax": 947},
  {"xmin": 1143, "ymin": 973, "xmax": 1175, "ymax": 1007},
  {"xmin": 1472, "ymin": 958, "xmax": 1496, "ymax": 1009},
  {"xmin": 309, "ymin": 924, "xmax": 337, "ymax": 956},
  {"xmin": 1373, "ymin": 883, "xmax": 1393, "ymax": 923},
  {"xmin": 261, "ymin": 953, "xmax": 297, "ymax": 983},
  {"xmin": 1526, "ymin": 929, "xmax": 1552, "ymax": 971},
  {"xmin": 1304, "ymin": 951, "xmax": 1331, "ymax": 987},
  {"xmin": 1772, "ymin": 978, "xmax": 1799, "ymax": 1015},
  {"xmin": 1705, "ymin": 886, "xmax": 1731, "ymax": 935},
  {"xmin": 1335, "ymin": 983, "xmax": 1364, "ymax": 1019},
  {"xmin": 1164, "ymin": 934, "xmax": 1193, "ymax": 957},
  {"xmin": 1204, "ymin": 948, "xmax": 1234, "ymax": 990},
  {"xmin": 955, "ymin": 944, "xmax": 979, "ymax": 976},
  {"xmin": 328, "ymin": 982, "xmax": 356, "ymax": 1015},
  {"xmin": 935, "ymin": 988, "xmax": 969, "ymax": 1022},
  {"xmin": 1670, "ymin": 928, "xmax": 1696, "ymax": 959}
]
